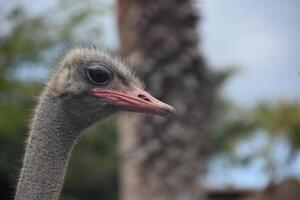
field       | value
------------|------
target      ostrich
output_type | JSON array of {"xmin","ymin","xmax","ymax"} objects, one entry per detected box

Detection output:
[{"xmin": 15, "ymin": 46, "xmax": 175, "ymax": 200}]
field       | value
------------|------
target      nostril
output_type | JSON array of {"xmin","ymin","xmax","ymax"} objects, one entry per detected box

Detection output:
[{"xmin": 137, "ymin": 94, "xmax": 151, "ymax": 102}]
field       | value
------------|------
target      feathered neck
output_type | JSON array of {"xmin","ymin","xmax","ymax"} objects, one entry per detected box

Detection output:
[{"xmin": 15, "ymin": 90, "xmax": 81, "ymax": 200}]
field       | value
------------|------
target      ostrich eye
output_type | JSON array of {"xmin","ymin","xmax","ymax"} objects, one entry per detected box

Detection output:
[{"xmin": 86, "ymin": 66, "xmax": 113, "ymax": 85}]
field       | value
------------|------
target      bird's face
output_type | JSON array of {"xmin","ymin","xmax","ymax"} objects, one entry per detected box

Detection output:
[{"xmin": 48, "ymin": 47, "xmax": 175, "ymax": 127}]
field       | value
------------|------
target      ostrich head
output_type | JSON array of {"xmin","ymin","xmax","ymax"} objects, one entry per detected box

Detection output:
[{"xmin": 46, "ymin": 46, "xmax": 175, "ymax": 129}]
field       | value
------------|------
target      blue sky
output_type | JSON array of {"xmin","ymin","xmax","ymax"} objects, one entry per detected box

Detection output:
[{"xmin": 200, "ymin": 0, "xmax": 300, "ymax": 107}]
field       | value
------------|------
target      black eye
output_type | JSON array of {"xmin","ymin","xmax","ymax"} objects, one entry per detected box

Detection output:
[{"xmin": 86, "ymin": 66, "xmax": 113, "ymax": 85}]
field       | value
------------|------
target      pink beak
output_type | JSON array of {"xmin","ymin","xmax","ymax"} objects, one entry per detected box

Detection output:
[{"xmin": 91, "ymin": 88, "xmax": 176, "ymax": 117}]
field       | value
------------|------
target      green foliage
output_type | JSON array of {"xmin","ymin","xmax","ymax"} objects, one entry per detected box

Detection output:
[
  {"xmin": 211, "ymin": 98, "xmax": 300, "ymax": 181},
  {"xmin": 63, "ymin": 119, "xmax": 118, "ymax": 200},
  {"xmin": 213, "ymin": 100, "xmax": 300, "ymax": 150},
  {"xmin": 211, "ymin": 98, "xmax": 256, "ymax": 152},
  {"xmin": 255, "ymin": 102, "xmax": 300, "ymax": 148},
  {"xmin": 210, "ymin": 68, "xmax": 257, "ymax": 152}
]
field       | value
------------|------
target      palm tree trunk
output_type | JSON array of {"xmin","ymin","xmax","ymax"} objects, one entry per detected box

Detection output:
[{"xmin": 118, "ymin": 0, "xmax": 214, "ymax": 199}]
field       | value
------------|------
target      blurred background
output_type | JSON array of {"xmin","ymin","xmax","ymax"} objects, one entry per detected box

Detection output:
[{"xmin": 0, "ymin": 0, "xmax": 299, "ymax": 200}]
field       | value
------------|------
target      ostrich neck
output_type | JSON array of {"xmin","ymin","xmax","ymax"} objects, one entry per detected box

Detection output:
[{"xmin": 16, "ymin": 92, "xmax": 81, "ymax": 200}]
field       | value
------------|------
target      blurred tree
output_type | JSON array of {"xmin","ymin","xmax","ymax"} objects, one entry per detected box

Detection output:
[
  {"xmin": 252, "ymin": 102, "xmax": 300, "ymax": 182},
  {"xmin": 254, "ymin": 102, "xmax": 300, "ymax": 149},
  {"xmin": 211, "ymin": 99, "xmax": 300, "ymax": 186},
  {"xmin": 118, "ymin": 0, "xmax": 214, "ymax": 199},
  {"xmin": 0, "ymin": 2, "xmax": 118, "ymax": 199}
]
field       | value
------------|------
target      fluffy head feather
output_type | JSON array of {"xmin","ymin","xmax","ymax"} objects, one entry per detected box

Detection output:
[
  {"xmin": 40, "ymin": 46, "xmax": 174, "ymax": 129},
  {"xmin": 48, "ymin": 46, "xmax": 142, "ymax": 96}
]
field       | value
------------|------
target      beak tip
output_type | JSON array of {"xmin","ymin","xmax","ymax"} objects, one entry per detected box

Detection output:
[
  {"xmin": 169, "ymin": 106, "xmax": 176, "ymax": 115},
  {"xmin": 161, "ymin": 105, "xmax": 176, "ymax": 118}
]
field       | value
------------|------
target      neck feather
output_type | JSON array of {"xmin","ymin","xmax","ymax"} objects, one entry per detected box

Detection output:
[{"xmin": 15, "ymin": 91, "xmax": 81, "ymax": 200}]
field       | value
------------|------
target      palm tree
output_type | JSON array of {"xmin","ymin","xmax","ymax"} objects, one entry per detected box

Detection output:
[{"xmin": 118, "ymin": 0, "xmax": 214, "ymax": 199}]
